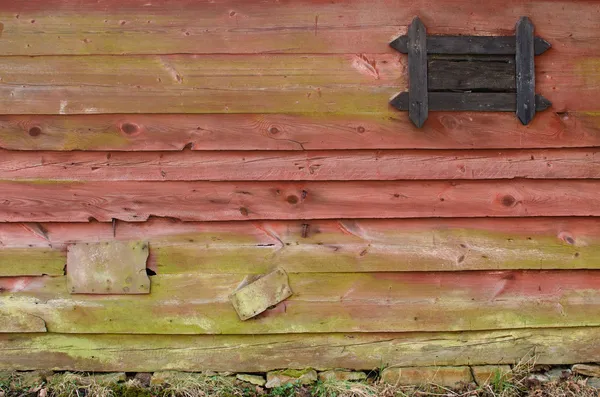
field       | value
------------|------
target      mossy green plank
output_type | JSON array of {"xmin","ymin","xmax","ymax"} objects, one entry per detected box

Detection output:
[
  {"xmin": 0, "ymin": 248, "xmax": 65, "ymax": 276},
  {"xmin": 0, "ymin": 54, "xmax": 401, "ymax": 115},
  {"xmin": 0, "ymin": 312, "xmax": 46, "ymax": 333},
  {"xmin": 2, "ymin": 271, "xmax": 600, "ymax": 334},
  {"xmin": 3, "ymin": 327, "xmax": 600, "ymax": 371},
  {"xmin": 2, "ymin": 217, "xmax": 600, "ymax": 276}
]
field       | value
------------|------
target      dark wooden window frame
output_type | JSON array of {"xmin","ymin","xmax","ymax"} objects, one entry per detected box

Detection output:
[{"xmin": 389, "ymin": 17, "xmax": 552, "ymax": 128}]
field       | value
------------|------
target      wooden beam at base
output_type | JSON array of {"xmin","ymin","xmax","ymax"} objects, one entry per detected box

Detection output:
[
  {"xmin": 2, "ymin": 327, "xmax": 600, "ymax": 371},
  {"xmin": 2, "ymin": 217, "xmax": 600, "ymax": 276},
  {"xmin": 2, "ymin": 180, "xmax": 600, "ymax": 222}
]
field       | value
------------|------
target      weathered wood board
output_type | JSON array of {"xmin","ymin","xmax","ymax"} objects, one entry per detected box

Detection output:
[
  {"xmin": 0, "ymin": 53, "xmax": 593, "ymax": 114},
  {"xmin": 1, "ymin": 112, "xmax": 598, "ymax": 151},
  {"xmin": 0, "ymin": 218, "xmax": 598, "ymax": 276},
  {"xmin": 2, "ymin": 270, "xmax": 600, "ymax": 334},
  {"xmin": 0, "ymin": 0, "xmax": 597, "ymax": 56},
  {"xmin": 1, "ymin": 149, "xmax": 599, "ymax": 181},
  {"xmin": 1, "ymin": 180, "xmax": 600, "ymax": 222},
  {"xmin": 2, "ymin": 327, "xmax": 600, "ymax": 371}
]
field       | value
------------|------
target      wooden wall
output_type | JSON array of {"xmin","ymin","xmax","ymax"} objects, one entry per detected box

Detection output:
[{"xmin": 2, "ymin": 0, "xmax": 600, "ymax": 371}]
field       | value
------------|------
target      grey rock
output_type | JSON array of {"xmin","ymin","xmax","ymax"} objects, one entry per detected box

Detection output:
[
  {"xmin": 236, "ymin": 374, "xmax": 266, "ymax": 386},
  {"xmin": 546, "ymin": 368, "xmax": 571, "ymax": 381},
  {"xmin": 573, "ymin": 364, "xmax": 600, "ymax": 377},
  {"xmin": 318, "ymin": 370, "xmax": 367, "ymax": 382},
  {"xmin": 265, "ymin": 369, "xmax": 317, "ymax": 388}
]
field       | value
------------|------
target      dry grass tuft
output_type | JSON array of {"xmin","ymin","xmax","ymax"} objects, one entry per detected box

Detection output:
[
  {"xmin": 312, "ymin": 379, "xmax": 379, "ymax": 397},
  {"xmin": 153, "ymin": 372, "xmax": 242, "ymax": 397},
  {"xmin": 47, "ymin": 373, "xmax": 114, "ymax": 397}
]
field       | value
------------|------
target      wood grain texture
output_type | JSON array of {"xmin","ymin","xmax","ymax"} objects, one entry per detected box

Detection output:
[
  {"xmin": 2, "ymin": 149, "xmax": 599, "ymax": 181},
  {"xmin": 0, "ymin": 0, "xmax": 596, "ymax": 56},
  {"xmin": 0, "ymin": 52, "xmax": 593, "ymax": 114},
  {"xmin": 0, "ymin": 54, "xmax": 401, "ymax": 115},
  {"xmin": 0, "ymin": 218, "xmax": 600, "ymax": 276},
  {"xmin": 0, "ymin": 112, "xmax": 598, "ymax": 151},
  {"xmin": 2, "ymin": 217, "xmax": 598, "ymax": 276},
  {"xmin": 391, "ymin": 36, "xmax": 551, "ymax": 56},
  {"xmin": 3, "ymin": 270, "xmax": 600, "ymax": 334},
  {"xmin": 1, "ymin": 327, "xmax": 600, "ymax": 371},
  {"xmin": 1, "ymin": 180, "xmax": 600, "ymax": 222},
  {"xmin": 428, "ymin": 58, "xmax": 515, "ymax": 91},
  {"xmin": 391, "ymin": 92, "xmax": 551, "ymax": 112}
]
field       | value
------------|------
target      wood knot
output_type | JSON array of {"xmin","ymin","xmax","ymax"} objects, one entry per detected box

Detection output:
[
  {"xmin": 286, "ymin": 195, "xmax": 299, "ymax": 204},
  {"xmin": 269, "ymin": 126, "xmax": 280, "ymax": 135},
  {"xmin": 239, "ymin": 207, "xmax": 249, "ymax": 216},
  {"xmin": 558, "ymin": 232, "xmax": 576, "ymax": 245},
  {"xmin": 28, "ymin": 126, "xmax": 42, "ymax": 137},
  {"xmin": 120, "ymin": 122, "xmax": 140, "ymax": 135},
  {"xmin": 501, "ymin": 195, "xmax": 516, "ymax": 207},
  {"xmin": 356, "ymin": 126, "xmax": 366, "ymax": 133}
]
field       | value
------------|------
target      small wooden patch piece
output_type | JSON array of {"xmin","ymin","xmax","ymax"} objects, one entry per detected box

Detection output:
[
  {"xmin": 516, "ymin": 16, "xmax": 536, "ymax": 125},
  {"xmin": 230, "ymin": 268, "xmax": 293, "ymax": 321},
  {"xmin": 67, "ymin": 241, "xmax": 150, "ymax": 294}
]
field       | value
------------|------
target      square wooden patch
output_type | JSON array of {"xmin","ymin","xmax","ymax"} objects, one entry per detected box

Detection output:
[{"xmin": 67, "ymin": 241, "xmax": 150, "ymax": 294}]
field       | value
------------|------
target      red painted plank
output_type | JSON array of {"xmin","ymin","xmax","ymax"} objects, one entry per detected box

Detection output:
[
  {"xmin": 2, "ymin": 217, "xmax": 598, "ymax": 275},
  {"xmin": 1, "ymin": 180, "xmax": 600, "ymax": 222},
  {"xmin": 1, "ymin": 149, "xmax": 598, "ymax": 181},
  {"xmin": 0, "ymin": 0, "xmax": 597, "ymax": 57},
  {"xmin": 0, "ymin": 53, "xmax": 593, "ymax": 114},
  {"xmin": 2, "ymin": 217, "xmax": 598, "ymax": 249},
  {"xmin": 0, "ymin": 112, "xmax": 598, "ymax": 151}
]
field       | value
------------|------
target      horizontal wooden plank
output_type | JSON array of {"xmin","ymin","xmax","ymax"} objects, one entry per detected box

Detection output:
[
  {"xmin": 428, "ymin": 58, "xmax": 515, "ymax": 91},
  {"xmin": 0, "ymin": 52, "xmax": 593, "ymax": 114},
  {"xmin": 0, "ymin": 54, "xmax": 400, "ymax": 115},
  {"xmin": 2, "ymin": 217, "xmax": 598, "ymax": 276},
  {"xmin": 1, "ymin": 112, "xmax": 599, "ymax": 151},
  {"xmin": 0, "ymin": 0, "xmax": 596, "ymax": 56},
  {"xmin": 1, "ymin": 149, "xmax": 599, "ymax": 181},
  {"xmin": 2, "ymin": 327, "xmax": 600, "ymax": 371},
  {"xmin": 0, "ymin": 247, "xmax": 64, "ymax": 276},
  {"xmin": 2, "ymin": 180, "xmax": 600, "ymax": 222},
  {"xmin": 2, "ymin": 270, "xmax": 600, "ymax": 334}
]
